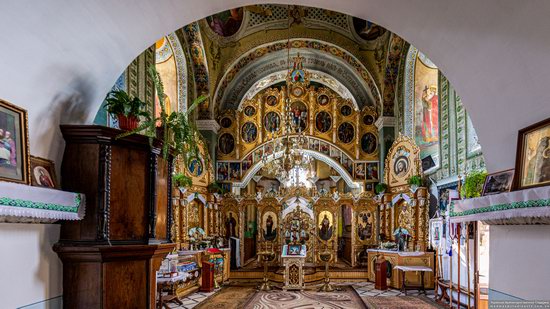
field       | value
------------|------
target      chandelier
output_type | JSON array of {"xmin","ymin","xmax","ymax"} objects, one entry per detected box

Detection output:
[{"xmin": 261, "ymin": 6, "xmax": 315, "ymax": 188}]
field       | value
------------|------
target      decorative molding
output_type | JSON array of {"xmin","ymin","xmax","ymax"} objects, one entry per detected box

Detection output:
[
  {"xmin": 196, "ymin": 119, "xmax": 221, "ymax": 133},
  {"xmin": 374, "ymin": 116, "xmax": 396, "ymax": 129}
]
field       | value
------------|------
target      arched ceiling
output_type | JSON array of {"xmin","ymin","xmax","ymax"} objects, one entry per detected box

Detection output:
[{"xmin": 1, "ymin": 0, "xmax": 549, "ymax": 172}]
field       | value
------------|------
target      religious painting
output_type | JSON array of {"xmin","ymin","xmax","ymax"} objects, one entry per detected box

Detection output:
[
  {"xmin": 341, "ymin": 155, "xmax": 354, "ymax": 175},
  {"xmin": 338, "ymin": 122, "xmax": 355, "ymax": 144},
  {"xmin": 220, "ymin": 183, "xmax": 231, "ymax": 194},
  {"xmin": 482, "ymin": 169, "xmax": 514, "ymax": 196},
  {"xmin": 366, "ymin": 162, "xmax": 379, "ymax": 181},
  {"xmin": 363, "ymin": 114, "xmax": 375, "ymax": 126},
  {"xmin": 414, "ymin": 52, "xmax": 439, "ymax": 168},
  {"xmin": 291, "ymin": 69, "xmax": 305, "ymax": 83},
  {"xmin": 187, "ymin": 156, "xmax": 203, "ymax": 177},
  {"xmin": 229, "ymin": 162, "xmax": 240, "ymax": 181},
  {"xmin": 242, "ymin": 155, "xmax": 253, "ymax": 174},
  {"xmin": 315, "ymin": 111, "xmax": 332, "ymax": 133},
  {"xmin": 361, "ymin": 133, "xmax": 377, "ymax": 154},
  {"xmin": 354, "ymin": 163, "xmax": 366, "ymax": 180},
  {"xmin": 262, "ymin": 211, "xmax": 278, "ymax": 241},
  {"xmin": 357, "ymin": 211, "xmax": 374, "ymax": 241},
  {"xmin": 393, "ymin": 155, "xmax": 410, "ymax": 178},
  {"xmin": 319, "ymin": 141, "xmax": 330, "ymax": 156},
  {"xmin": 243, "ymin": 105, "xmax": 256, "ymax": 117},
  {"xmin": 291, "ymin": 86, "xmax": 304, "ymax": 97},
  {"xmin": 218, "ymin": 133, "xmax": 235, "ymax": 155},
  {"xmin": 516, "ymin": 118, "xmax": 550, "ymax": 189},
  {"xmin": 264, "ymin": 112, "xmax": 281, "ymax": 133},
  {"xmin": 341, "ymin": 204, "xmax": 353, "ymax": 233},
  {"xmin": 318, "ymin": 210, "xmax": 334, "ymax": 241},
  {"xmin": 340, "ymin": 105, "xmax": 352, "ymax": 117},
  {"xmin": 317, "ymin": 94, "xmax": 330, "ymax": 106},
  {"xmin": 365, "ymin": 182, "xmax": 375, "ymax": 193},
  {"xmin": 220, "ymin": 117, "xmax": 232, "ymax": 128},
  {"xmin": 329, "ymin": 146, "xmax": 341, "ymax": 161},
  {"xmin": 290, "ymin": 101, "xmax": 308, "ymax": 132},
  {"xmin": 253, "ymin": 147, "xmax": 263, "ymax": 164},
  {"xmin": 224, "ymin": 210, "xmax": 238, "ymax": 240},
  {"xmin": 266, "ymin": 95, "xmax": 278, "ymax": 106},
  {"xmin": 264, "ymin": 142, "xmax": 273, "ymax": 156},
  {"xmin": 352, "ymin": 17, "xmax": 387, "ymax": 41},
  {"xmin": 288, "ymin": 245, "xmax": 302, "ymax": 255},
  {"xmin": 217, "ymin": 162, "xmax": 229, "ymax": 181},
  {"xmin": 429, "ymin": 218, "xmax": 443, "ymax": 250},
  {"xmin": 0, "ymin": 100, "xmax": 29, "ymax": 184},
  {"xmin": 241, "ymin": 122, "xmax": 258, "ymax": 143},
  {"xmin": 30, "ymin": 156, "xmax": 57, "ymax": 188},
  {"xmin": 309, "ymin": 138, "xmax": 319, "ymax": 151},
  {"xmin": 206, "ymin": 8, "xmax": 243, "ymax": 37}
]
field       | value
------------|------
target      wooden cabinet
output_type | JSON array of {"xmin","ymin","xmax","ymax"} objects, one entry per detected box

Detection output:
[{"xmin": 55, "ymin": 125, "xmax": 176, "ymax": 308}]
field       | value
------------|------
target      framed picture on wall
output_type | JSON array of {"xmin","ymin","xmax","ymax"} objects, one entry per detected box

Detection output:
[
  {"xmin": 514, "ymin": 117, "xmax": 550, "ymax": 189},
  {"xmin": 0, "ymin": 99, "xmax": 30, "ymax": 184},
  {"xmin": 30, "ymin": 156, "xmax": 58, "ymax": 188},
  {"xmin": 482, "ymin": 169, "xmax": 514, "ymax": 196}
]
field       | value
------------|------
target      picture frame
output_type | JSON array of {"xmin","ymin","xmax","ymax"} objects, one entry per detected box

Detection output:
[
  {"xmin": 0, "ymin": 99, "xmax": 30, "ymax": 184},
  {"xmin": 288, "ymin": 244, "xmax": 302, "ymax": 256},
  {"xmin": 30, "ymin": 156, "xmax": 58, "ymax": 189},
  {"xmin": 482, "ymin": 169, "xmax": 514, "ymax": 196},
  {"xmin": 514, "ymin": 117, "xmax": 550, "ymax": 190}
]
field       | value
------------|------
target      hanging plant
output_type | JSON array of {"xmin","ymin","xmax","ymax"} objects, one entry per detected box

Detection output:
[
  {"xmin": 375, "ymin": 183, "xmax": 388, "ymax": 194},
  {"xmin": 208, "ymin": 181, "xmax": 227, "ymax": 195},
  {"xmin": 408, "ymin": 175, "xmax": 423, "ymax": 187},
  {"xmin": 173, "ymin": 172, "xmax": 193, "ymax": 188},
  {"xmin": 461, "ymin": 170, "xmax": 487, "ymax": 199}
]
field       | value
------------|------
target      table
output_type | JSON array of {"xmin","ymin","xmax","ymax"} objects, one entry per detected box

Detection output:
[
  {"xmin": 394, "ymin": 265, "xmax": 433, "ymax": 295},
  {"xmin": 367, "ymin": 249, "xmax": 435, "ymax": 289},
  {"xmin": 157, "ymin": 273, "xmax": 187, "ymax": 309}
]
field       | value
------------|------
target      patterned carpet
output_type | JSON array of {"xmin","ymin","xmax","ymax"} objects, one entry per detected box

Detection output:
[
  {"xmin": 362, "ymin": 296, "xmax": 445, "ymax": 309},
  {"xmin": 194, "ymin": 285, "xmax": 256, "ymax": 309},
  {"xmin": 243, "ymin": 286, "xmax": 366, "ymax": 309}
]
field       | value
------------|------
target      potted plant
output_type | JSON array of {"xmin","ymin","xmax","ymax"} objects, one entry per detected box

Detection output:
[
  {"xmin": 104, "ymin": 89, "xmax": 150, "ymax": 131},
  {"xmin": 208, "ymin": 181, "xmax": 227, "ymax": 195},
  {"xmin": 461, "ymin": 170, "xmax": 487, "ymax": 199},
  {"xmin": 375, "ymin": 182, "xmax": 388, "ymax": 195},
  {"xmin": 408, "ymin": 175, "xmax": 423, "ymax": 193},
  {"xmin": 173, "ymin": 172, "xmax": 193, "ymax": 193}
]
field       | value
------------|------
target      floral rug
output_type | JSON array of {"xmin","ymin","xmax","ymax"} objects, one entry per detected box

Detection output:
[
  {"xmin": 194, "ymin": 285, "xmax": 256, "ymax": 309},
  {"xmin": 362, "ymin": 296, "xmax": 445, "ymax": 309}
]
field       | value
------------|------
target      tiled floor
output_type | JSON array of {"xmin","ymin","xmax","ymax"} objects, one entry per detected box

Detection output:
[{"xmin": 164, "ymin": 281, "xmax": 436, "ymax": 309}]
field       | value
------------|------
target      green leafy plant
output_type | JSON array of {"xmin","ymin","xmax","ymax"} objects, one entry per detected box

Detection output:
[
  {"xmin": 173, "ymin": 172, "xmax": 193, "ymax": 188},
  {"xmin": 408, "ymin": 175, "xmax": 423, "ymax": 187},
  {"xmin": 208, "ymin": 181, "xmax": 227, "ymax": 194},
  {"xmin": 104, "ymin": 89, "xmax": 150, "ymax": 119},
  {"xmin": 461, "ymin": 170, "xmax": 487, "ymax": 199},
  {"xmin": 375, "ymin": 183, "xmax": 388, "ymax": 194},
  {"xmin": 117, "ymin": 66, "xmax": 208, "ymax": 161}
]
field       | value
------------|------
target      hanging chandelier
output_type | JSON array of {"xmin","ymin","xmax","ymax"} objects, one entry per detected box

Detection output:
[{"xmin": 261, "ymin": 6, "xmax": 315, "ymax": 188}]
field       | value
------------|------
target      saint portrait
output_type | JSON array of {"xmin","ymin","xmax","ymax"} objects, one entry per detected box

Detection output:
[
  {"xmin": 318, "ymin": 211, "xmax": 333, "ymax": 241},
  {"xmin": 29, "ymin": 156, "xmax": 57, "ymax": 188},
  {"xmin": 291, "ymin": 86, "xmax": 304, "ymax": 97},
  {"xmin": 520, "ymin": 121, "xmax": 550, "ymax": 188},
  {"xmin": 393, "ymin": 155, "xmax": 410, "ymax": 178},
  {"xmin": 220, "ymin": 117, "xmax": 232, "ymax": 128},
  {"xmin": 482, "ymin": 169, "xmax": 514, "ymax": 196},
  {"xmin": 264, "ymin": 112, "xmax": 281, "ymax": 133},
  {"xmin": 361, "ymin": 133, "xmax": 377, "ymax": 154},
  {"xmin": 352, "ymin": 17, "xmax": 387, "ymax": 41},
  {"xmin": 363, "ymin": 114, "xmax": 375, "ymax": 126},
  {"xmin": 217, "ymin": 162, "xmax": 229, "ymax": 181},
  {"xmin": 340, "ymin": 105, "xmax": 352, "ymax": 116},
  {"xmin": 33, "ymin": 166, "xmax": 54, "ymax": 188},
  {"xmin": 330, "ymin": 146, "xmax": 341, "ymax": 161},
  {"xmin": 317, "ymin": 94, "xmax": 330, "ymax": 106},
  {"xmin": 291, "ymin": 69, "xmax": 305, "ymax": 83},
  {"xmin": 242, "ymin": 155, "xmax": 253, "ymax": 174},
  {"xmin": 290, "ymin": 101, "xmax": 308, "ymax": 132},
  {"xmin": 229, "ymin": 162, "xmax": 240, "ymax": 181},
  {"xmin": 244, "ymin": 106, "xmax": 256, "ymax": 117},
  {"xmin": 188, "ymin": 157, "xmax": 203, "ymax": 177},
  {"xmin": 309, "ymin": 138, "xmax": 320, "ymax": 151},
  {"xmin": 315, "ymin": 111, "xmax": 332, "ymax": 133},
  {"xmin": 319, "ymin": 141, "xmax": 330, "ymax": 155},
  {"xmin": 218, "ymin": 133, "xmax": 235, "ymax": 155},
  {"xmin": 266, "ymin": 95, "xmax": 278, "ymax": 106},
  {"xmin": 262, "ymin": 211, "xmax": 278, "ymax": 241},
  {"xmin": 357, "ymin": 211, "xmax": 373, "ymax": 241},
  {"xmin": 224, "ymin": 211, "xmax": 238, "ymax": 240},
  {"xmin": 341, "ymin": 156, "xmax": 354, "ymax": 175},
  {"xmin": 241, "ymin": 122, "xmax": 258, "ymax": 143},
  {"xmin": 0, "ymin": 100, "xmax": 29, "ymax": 184},
  {"xmin": 207, "ymin": 8, "xmax": 243, "ymax": 37},
  {"xmin": 354, "ymin": 163, "xmax": 366, "ymax": 180},
  {"xmin": 366, "ymin": 162, "xmax": 379, "ymax": 181},
  {"xmin": 338, "ymin": 122, "xmax": 355, "ymax": 144}
]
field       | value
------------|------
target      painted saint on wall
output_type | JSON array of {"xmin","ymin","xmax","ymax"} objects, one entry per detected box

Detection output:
[
  {"xmin": 264, "ymin": 112, "xmax": 280, "ymax": 133},
  {"xmin": 207, "ymin": 8, "xmax": 243, "ymax": 37},
  {"xmin": 315, "ymin": 111, "xmax": 332, "ymax": 133},
  {"xmin": 352, "ymin": 17, "xmax": 387, "ymax": 41},
  {"xmin": 218, "ymin": 133, "xmax": 235, "ymax": 155},
  {"xmin": 318, "ymin": 211, "xmax": 333, "ymax": 241},
  {"xmin": 241, "ymin": 122, "xmax": 258, "ymax": 143},
  {"xmin": 262, "ymin": 211, "xmax": 278, "ymax": 241}
]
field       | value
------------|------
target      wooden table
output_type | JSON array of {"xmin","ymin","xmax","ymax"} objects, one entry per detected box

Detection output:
[
  {"xmin": 394, "ymin": 265, "xmax": 433, "ymax": 295},
  {"xmin": 157, "ymin": 273, "xmax": 186, "ymax": 309}
]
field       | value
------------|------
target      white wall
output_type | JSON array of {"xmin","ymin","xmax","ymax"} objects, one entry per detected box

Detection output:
[
  {"xmin": 490, "ymin": 225, "xmax": 550, "ymax": 300},
  {"xmin": 0, "ymin": 223, "xmax": 62, "ymax": 309}
]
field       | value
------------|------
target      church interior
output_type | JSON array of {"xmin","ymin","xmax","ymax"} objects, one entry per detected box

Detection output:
[{"xmin": 1, "ymin": 2, "xmax": 550, "ymax": 308}]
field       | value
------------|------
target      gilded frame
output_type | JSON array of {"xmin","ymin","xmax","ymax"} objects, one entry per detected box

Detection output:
[{"xmin": 0, "ymin": 99, "xmax": 30, "ymax": 184}]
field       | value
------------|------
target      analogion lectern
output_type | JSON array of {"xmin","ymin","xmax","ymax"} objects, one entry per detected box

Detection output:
[{"xmin": 281, "ymin": 244, "xmax": 307, "ymax": 290}]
